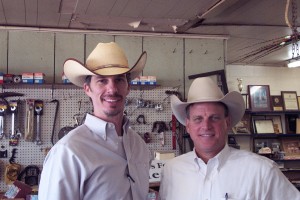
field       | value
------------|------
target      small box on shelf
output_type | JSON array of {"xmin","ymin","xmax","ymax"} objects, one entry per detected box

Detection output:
[
  {"xmin": 22, "ymin": 73, "xmax": 34, "ymax": 84},
  {"xmin": 62, "ymin": 73, "xmax": 71, "ymax": 84}
]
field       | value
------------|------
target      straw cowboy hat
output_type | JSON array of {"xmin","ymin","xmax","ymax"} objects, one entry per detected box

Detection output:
[
  {"xmin": 64, "ymin": 42, "xmax": 147, "ymax": 87},
  {"xmin": 171, "ymin": 77, "xmax": 245, "ymax": 126}
]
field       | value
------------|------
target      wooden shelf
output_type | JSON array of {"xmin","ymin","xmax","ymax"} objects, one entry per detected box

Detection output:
[
  {"xmin": 1, "ymin": 83, "xmax": 159, "ymax": 90},
  {"xmin": 130, "ymin": 84, "xmax": 159, "ymax": 90},
  {"xmin": 253, "ymin": 133, "xmax": 300, "ymax": 139},
  {"xmin": 246, "ymin": 109, "xmax": 300, "ymax": 115}
]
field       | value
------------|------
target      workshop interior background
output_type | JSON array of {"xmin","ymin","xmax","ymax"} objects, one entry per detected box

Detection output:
[
  {"xmin": 0, "ymin": 29, "xmax": 299, "ymax": 191},
  {"xmin": 0, "ymin": 30, "xmax": 226, "ymax": 191}
]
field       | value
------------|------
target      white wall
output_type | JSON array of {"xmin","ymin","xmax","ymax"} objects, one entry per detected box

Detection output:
[
  {"xmin": 226, "ymin": 64, "xmax": 300, "ymax": 151},
  {"xmin": 226, "ymin": 64, "xmax": 300, "ymax": 95}
]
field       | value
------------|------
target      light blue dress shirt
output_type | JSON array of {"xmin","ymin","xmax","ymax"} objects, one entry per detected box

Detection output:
[{"xmin": 38, "ymin": 114, "xmax": 150, "ymax": 200}]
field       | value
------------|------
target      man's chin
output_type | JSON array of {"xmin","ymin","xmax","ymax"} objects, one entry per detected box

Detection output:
[{"xmin": 104, "ymin": 110, "xmax": 122, "ymax": 117}]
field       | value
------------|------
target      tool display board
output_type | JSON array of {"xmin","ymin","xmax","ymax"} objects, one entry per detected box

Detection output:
[{"xmin": 0, "ymin": 84, "xmax": 180, "ymax": 191}]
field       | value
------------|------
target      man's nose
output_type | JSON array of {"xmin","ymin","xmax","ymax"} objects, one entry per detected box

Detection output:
[
  {"xmin": 201, "ymin": 118, "xmax": 212, "ymax": 130},
  {"xmin": 106, "ymin": 81, "xmax": 118, "ymax": 93}
]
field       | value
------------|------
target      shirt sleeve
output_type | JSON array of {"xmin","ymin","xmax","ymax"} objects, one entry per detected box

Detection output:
[
  {"xmin": 158, "ymin": 161, "xmax": 169, "ymax": 200},
  {"xmin": 262, "ymin": 163, "xmax": 300, "ymax": 199},
  {"xmin": 38, "ymin": 144, "xmax": 83, "ymax": 200}
]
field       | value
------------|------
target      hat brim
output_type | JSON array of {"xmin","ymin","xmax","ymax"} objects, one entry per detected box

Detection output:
[
  {"xmin": 64, "ymin": 51, "xmax": 147, "ymax": 87},
  {"xmin": 171, "ymin": 91, "xmax": 245, "ymax": 127}
]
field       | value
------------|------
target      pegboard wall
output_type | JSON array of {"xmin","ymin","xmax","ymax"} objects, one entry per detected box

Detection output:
[{"xmin": 0, "ymin": 85, "xmax": 180, "ymax": 191}]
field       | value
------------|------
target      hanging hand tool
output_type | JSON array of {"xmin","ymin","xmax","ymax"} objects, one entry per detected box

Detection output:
[
  {"xmin": 0, "ymin": 92, "xmax": 24, "ymax": 99},
  {"xmin": 5, "ymin": 148, "xmax": 21, "ymax": 185},
  {"xmin": 25, "ymin": 99, "xmax": 35, "ymax": 142},
  {"xmin": 0, "ymin": 99, "xmax": 8, "ymax": 139},
  {"xmin": 152, "ymin": 121, "xmax": 168, "ymax": 147},
  {"xmin": 58, "ymin": 101, "xmax": 82, "ymax": 140},
  {"xmin": 171, "ymin": 115, "xmax": 177, "ymax": 150},
  {"xmin": 0, "ymin": 145, "xmax": 7, "ymax": 158},
  {"xmin": 9, "ymin": 100, "xmax": 19, "ymax": 146},
  {"xmin": 50, "ymin": 99, "xmax": 59, "ymax": 145},
  {"xmin": 58, "ymin": 115, "xmax": 79, "ymax": 139},
  {"xmin": 34, "ymin": 100, "xmax": 43, "ymax": 145}
]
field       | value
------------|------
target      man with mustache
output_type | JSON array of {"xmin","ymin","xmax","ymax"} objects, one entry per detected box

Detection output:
[{"xmin": 38, "ymin": 42, "xmax": 150, "ymax": 200}]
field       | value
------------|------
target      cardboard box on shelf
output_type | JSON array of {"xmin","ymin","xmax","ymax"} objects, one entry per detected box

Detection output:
[
  {"xmin": 148, "ymin": 76, "xmax": 157, "ymax": 85},
  {"xmin": 22, "ymin": 73, "xmax": 34, "ymax": 84},
  {"xmin": 62, "ymin": 73, "xmax": 71, "ymax": 84},
  {"xmin": 33, "ymin": 72, "xmax": 45, "ymax": 84},
  {"xmin": 154, "ymin": 151, "xmax": 175, "ymax": 160},
  {"xmin": 130, "ymin": 77, "xmax": 140, "ymax": 85},
  {"xmin": 139, "ymin": 76, "xmax": 148, "ymax": 85}
]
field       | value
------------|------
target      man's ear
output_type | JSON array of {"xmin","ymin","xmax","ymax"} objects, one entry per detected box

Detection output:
[
  {"xmin": 185, "ymin": 119, "xmax": 190, "ymax": 133},
  {"xmin": 83, "ymin": 83, "xmax": 91, "ymax": 95},
  {"xmin": 226, "ymin": 116, "xmax": 232, "ymax": 131},
  {"xmin": 126, "ymin": 82, "xmax": 130, "ymax": 95}
]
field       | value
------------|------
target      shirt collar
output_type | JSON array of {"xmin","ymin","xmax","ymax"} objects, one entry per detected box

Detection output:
[
  {"xmin": 193, "ymin": 144, "xmax": 231, "ymax": 171},
  {"xmin": 84, "ymin": 113, "xmax": 130, "ymax": 140}
]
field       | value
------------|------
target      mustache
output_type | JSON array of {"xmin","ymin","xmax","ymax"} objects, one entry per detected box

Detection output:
[{"xmin": 102, "ymin": 94, "xmax": 123, "ymax": 99}]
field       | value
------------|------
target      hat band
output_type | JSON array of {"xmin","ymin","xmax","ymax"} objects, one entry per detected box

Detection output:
[{"xmin": 91, "ymin": 64, "xmax": 128, "ymax": 71}]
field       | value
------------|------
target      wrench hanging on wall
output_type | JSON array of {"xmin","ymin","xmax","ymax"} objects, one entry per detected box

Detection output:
[
  {"xmin": 34, "ymin": 100, "xmax": 43, "ymax": 145},
  {"xmin": 25, "ymin": 99, "xmax": 35, "ymax": 142},
  {"xmin": 0, "ymin": 99, "xmax": 8, "ymax": 139},
  {"xmin": 8, "ymin": 100, "xmax": 21, "ymax": 146}
]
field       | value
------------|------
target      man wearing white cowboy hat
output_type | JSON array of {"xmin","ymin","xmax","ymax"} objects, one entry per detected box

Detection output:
[
  {"xmin": 39, "ymin": 42, "xmax": 151, "ymax": 200},
  {"xmin": 159, "ymin": 77, "xmax": 300, "ymax": 200}
]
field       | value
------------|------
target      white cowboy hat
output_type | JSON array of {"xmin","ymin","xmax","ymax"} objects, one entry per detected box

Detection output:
[
  {"xmin": 63, "ymin": 42, "xmax": 147, "ymax": 87},
  {"xmin": 171, "ymin": 77, "xmax": 245, "ymax": 126}
]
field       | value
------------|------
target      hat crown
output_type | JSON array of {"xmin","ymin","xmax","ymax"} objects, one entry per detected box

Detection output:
[
  {"xmin": 187, "ymin": 77, "xmax": 224, "ymax": 102},
  {"xmin": 86, "ymin": 42, "xmax": 129, "ymax": 70}
]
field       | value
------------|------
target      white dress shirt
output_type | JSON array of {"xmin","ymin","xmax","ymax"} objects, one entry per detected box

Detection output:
[{"xmin": 159, "ymin": 145, "xmax": 300, "ymax": 200}]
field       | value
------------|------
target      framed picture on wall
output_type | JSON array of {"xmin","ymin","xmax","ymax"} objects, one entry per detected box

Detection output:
[
  {"xmin": 265, "ymin": 115, "xmax": 283, "ymax": 134},
  {"xmin": 281, "ymin": 91, "xmax": 299, "ymax": 111},
  {"xmin": 281, "ymin": 139, "xmax": 300, "ymax": 158},
  {"xmin": 232, "ymin": 113, "xmax": 251, "ymax": 134},
  {"xmin": 242, "ymin": 94, "xmax": 249, "ymax": 110},
  {"xmin": 270, "ymin": 95, "xmax": 283, "ymax": 111},
  {"xmin": 248, "ymin": 85, "xmax": 271, "ymax": 112},
  {"xmin": 254, "ymin": 119, "xmax": 275, "ymax": 134}
]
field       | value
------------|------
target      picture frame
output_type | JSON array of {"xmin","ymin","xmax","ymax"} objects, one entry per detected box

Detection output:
[
  {"xmin": 281, "ymin": 91, "xmax": 299, "ymax": 111},
  {"xmin": 251, "ymin": 115, "xmax": 266, "ymax": 133},
  {"xmin": 248, "ymin": 85, "xmax": 271, "ymax": 112},
  {"xmin": 265, "ymin": 115, "xmax": 283, "ymax": 134},
  {"xmin": 281, "ymin": 139, "xmax": 300, "ymax": 158},
  {"xmin": 242, "ymin": 94, "xmax": 249, "ymax": 110},
  {"xmin": 232, "ymin": 113, "xmax": 251, "ymax": 134},
  {"xmin": 270, "ymin": 95, "xmax": 284, "ymax": 111},
  {"xmin": 254, "ymin": 119, "xmax": 275, "ymax": 134},
  {"xmin": 285, "ymin": 114, "xmax": 298, "ymax": 134}
]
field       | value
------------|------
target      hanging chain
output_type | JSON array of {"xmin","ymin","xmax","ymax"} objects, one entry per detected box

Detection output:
[{"xmin": 291, "ymin": 0, "xmax": 299, "ymax": 59}]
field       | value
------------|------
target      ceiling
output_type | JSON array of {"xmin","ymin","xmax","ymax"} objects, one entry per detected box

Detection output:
[{"xmin": 0, "ymin": 0, "xmax": 299, "ymax": 67}]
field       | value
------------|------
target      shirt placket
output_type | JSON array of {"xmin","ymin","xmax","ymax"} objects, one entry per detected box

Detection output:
[
  {"xmin": 123, "ymin": 131, "xmax": 136, "ymax": 199},
  {"xmin": 202, "ymin": 161, "xmax": 217, "ymax": 200}
]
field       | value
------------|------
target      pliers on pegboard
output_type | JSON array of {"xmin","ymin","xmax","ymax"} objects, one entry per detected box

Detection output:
[{"xmin": 152, "ymin": 121, "xmax": 168, "ymax": 147}]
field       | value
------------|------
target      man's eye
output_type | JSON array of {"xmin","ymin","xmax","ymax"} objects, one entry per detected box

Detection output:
[
  {"xmin": 211, "ymin": 116, "xmax": 221, "ymax": 121},
  {"xmin": 116, "ymin": 77, "xmax": 126, "ymax": 82},
  {"xmin": 97, "ymin": 79, "xmax": 107, "ymax": 84},
  {"xmin": 193, "ymin": 117, "xmax": 202, "ymax": 122}
]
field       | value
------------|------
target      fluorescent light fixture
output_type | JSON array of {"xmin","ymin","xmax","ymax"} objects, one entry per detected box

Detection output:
[{"xmin": 287, "ymin": 60, "xmax": 300, "ymax": 68}]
